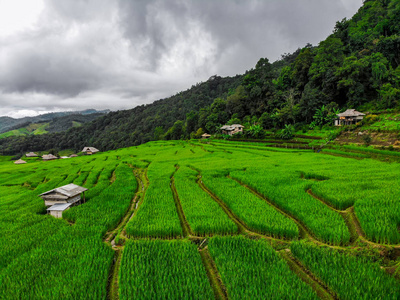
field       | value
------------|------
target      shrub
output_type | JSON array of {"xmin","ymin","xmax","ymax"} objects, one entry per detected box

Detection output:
[
  {"xmin": 362, "ymin": 134, "xmax": 372, "ymax": 146},
  {"xmin": 277, "ymin": 124, "xmax": 295, "ymax": 140}
]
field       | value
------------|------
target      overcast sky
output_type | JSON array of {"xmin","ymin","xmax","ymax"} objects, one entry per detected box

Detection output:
[{"xmin": 0, "ymin": 0, "xmax": 362, "ymax": 118}]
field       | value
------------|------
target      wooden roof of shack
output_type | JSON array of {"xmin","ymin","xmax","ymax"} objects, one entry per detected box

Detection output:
[
  {"xmin": 337, "ymin": 109, "xmax": 365, "ymax": 117},
  {"xmin": 39, "ymin": 183, "xmax": 88, "ymax": 199},
  {"xmin": 82, "ymin": 147, "xmax": 99, "ymax": 153},
  {"xmin": 14, "ymin": 159, "xmax": 27, "ymax": 164},
  {"xmin": 47, "ymin": 203, "xmax": 72, "ymax": 211}
]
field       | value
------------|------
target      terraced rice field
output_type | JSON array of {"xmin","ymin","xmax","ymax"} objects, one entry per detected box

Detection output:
[{"xmin": 0, "ymin": 140, "xmax": 399, "ymax": 299}]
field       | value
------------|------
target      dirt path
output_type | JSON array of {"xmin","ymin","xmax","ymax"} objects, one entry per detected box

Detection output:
[
  {"xmin": 279, "ymin": 249, "xmax": 337, "ymax": 300},
  {"xmin": 103, "ymin": 167, "xmax": 149, "ymax": 300},
  {"xmin": 197, "ymin": 175, "xmax": 247, "ymax": 235},
  {"xmin": 199, "ymin": 247, "xmax": 229, "ymax": 300},
  {"xmin": 170, "ymin": 169, "xmax": 194, "ymax": 237},
  {"xmin": 228, "ymin": 176, "xmax": 325, "ymax": 244},
  {"xmin": 306, "ymin": 189, "xmax": 359, "ymax": 244},
  {"xmin": 307, "ymin": 189, "xmax": 400, "ymax": 249}
]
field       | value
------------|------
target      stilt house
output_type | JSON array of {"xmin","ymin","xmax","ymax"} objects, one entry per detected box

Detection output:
[
  {"xmin": 39, "ymin": 183, "xmax": 88, "ymax": 218},
  {"xmin": 335, "ymin": 109, "xmax": 365, "ymax": 126}
]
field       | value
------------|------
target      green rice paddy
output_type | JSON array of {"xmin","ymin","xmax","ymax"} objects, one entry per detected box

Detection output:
[{"xmin": 0, "ymin": 140, "xmax": 399, "ymax": 299}]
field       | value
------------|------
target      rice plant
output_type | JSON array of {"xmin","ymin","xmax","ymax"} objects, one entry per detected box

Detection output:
[
  {"xmin": 125, "ymin": 161, "xmax": 183, "ymax": 238},
  {"xmin": 208, "ymin": 236, "xmax": 318, "ymax": 300},
  {"xmin": 202, "ymin": 170, "xmax": 299, "ymax": 239},
  {"xmin": 174, "ymin": 166, "xmax": 237, "ymax": 236},
  {"xmin": 119, "ymin": 239, "xmax": 213, "ymax": 300},
  {"xmin": 291, "ymin": 241, "xmax": 400, "ymax": 299}
]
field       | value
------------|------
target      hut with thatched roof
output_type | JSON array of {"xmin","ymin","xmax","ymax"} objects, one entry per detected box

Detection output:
[
  {"xmin": 14, "ymin": 159, "xmax": 27, "ymax": 164},
  {"xmin": 335, "ymin": 109, "xmax": 365, "ymax": 126},
  {"xmin": 42, "ymin": 154, "xmax": 58, "ymax": 161},
  {"xmin": 82, "ymin": 147, "xmax": 99, "ymax": 155},
  {"xmin": 26, "ymin": 152, "xmax": 38, "ymax": 157},
  {"xmin": 69, "ymin": 154, "xmax": 78, "ymax": 158},
  {"xmin": 201, "ymin": 133, "xmax": 211, "ymax": 139}
]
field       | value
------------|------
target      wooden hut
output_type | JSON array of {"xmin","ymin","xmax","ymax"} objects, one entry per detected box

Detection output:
[
  {"xmin": 82, "ymin": 147, "xmax": 99, "ymax": 155},
  {"xmin": 335, "ymin": 109, "xmax": 365, "ymax": 126},
  {"xmin": 14, "ymin": 159, "xmax": 27, "ymax": 164},
  {"xmin": 69, "ymin": 154, "xmax": 78, "ymax": 157},
  {"xmin": 46, "ymin": 203, "xmax": 72, "ymax": 218},
  {"xmin": 201, "ymin": 133, "xmax": 211, "ymax": 139},
  {"xmin": 39, "ymin": 183, "xmax": 88, "ymax": 208},
  {"xmin": 26, "ymin": 152, "xmax": 38, "ymax": 157},
  {"xmin": 42, "ymin": 154, "xmax": 58, "ymax": 161},
  {"xmin": 220, "ymin": 124, "xmax": 244, "ymax": 136}
]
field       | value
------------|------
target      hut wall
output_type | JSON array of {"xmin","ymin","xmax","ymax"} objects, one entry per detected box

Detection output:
[{"xmin": 49, "ymin": 210, "xmax": 63, "ymax": 218}]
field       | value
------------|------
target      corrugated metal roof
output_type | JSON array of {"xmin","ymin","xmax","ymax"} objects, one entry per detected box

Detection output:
[
  {"xmin": 337, "ymin": 109, "xmax": 365, "ymax": 117},
  {"xmin": 40, "ymin": 183, "xmax": 88, "ymax": 197},
  {"xmin": 47, "ymin": 203, "xmax": 72, "ymax": 211},
  {"xmin": 41, "ymin": 194, "xmax": 69, "ymax": 200}
]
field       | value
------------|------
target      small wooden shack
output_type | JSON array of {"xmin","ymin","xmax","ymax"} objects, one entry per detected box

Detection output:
[
  {"xmin": 46, "ymin": 203, "xmax": 72, "ymax": 218},
  {"xmin": 26, "ymin": 152, "xmax": 38, "ymax": 157},
  {"xmin": 69, "ymin": 154, "xmax": 78, "ymax": 158},
  {"xmin": 14, "ymin": 159, "xmax": 27, "ymax": 164},
  {"xmin": 82, "ymin": 147, "xmax": 99, "ymax": 155},
  {"xmin": 39, "ymin": 184, "xmax": 88, "ymax": 218},
  {"xmin": 335, "ymin": 109, "xmax": 365, "ymax": 126},
  {"xmin": 42, "ymin": 154, "xmax": 58, "ymax": 161},
  {"xmin": 201, "ymin": 133, "xmax": 211, "ymax": 139},
  {"xmin": 220, "ymin": 124, "xmax": 244, "ymax": 136}
]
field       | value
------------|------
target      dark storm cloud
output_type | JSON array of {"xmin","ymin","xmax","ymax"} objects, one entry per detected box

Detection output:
[{"xmin": 0, "ymin": 0, "xmax": 362, "ymax": 117}]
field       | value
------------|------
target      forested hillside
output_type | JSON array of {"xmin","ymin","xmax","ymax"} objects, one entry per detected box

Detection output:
[{"xmin": 1, "ymin": 0, "xmax": 399, "ymax": 155}]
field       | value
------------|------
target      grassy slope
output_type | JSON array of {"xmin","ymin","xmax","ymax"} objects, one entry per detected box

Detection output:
[{"xmin": 0, "ymin": 140, "xmax": 399, "ymax": 299}]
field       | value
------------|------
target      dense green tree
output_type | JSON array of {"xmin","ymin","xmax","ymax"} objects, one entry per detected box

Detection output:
[
  {"xmin": 185, "ymin": 111, "xmax": 198, "ymax": 137},
  {"xmin": 226, "ymin": 86, "xmax": 248, "ymax": 118},
  {"xmin": 165, "ymin": 120, "xmax": 185, "ymax": 140},
  {"xmin": 153, "ymin": 126, "xmax": 164, "ymax": 140}
]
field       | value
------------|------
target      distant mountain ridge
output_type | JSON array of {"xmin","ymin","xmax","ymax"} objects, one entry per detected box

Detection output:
[{"xmin": 0, "ymin": 109, "xmax": 110, "ymax": 134}]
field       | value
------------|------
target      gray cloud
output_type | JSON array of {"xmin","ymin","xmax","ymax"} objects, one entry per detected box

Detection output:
[{"xmin": 0, "ymin": 0, "xmax": 362, "ymax": 117}]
